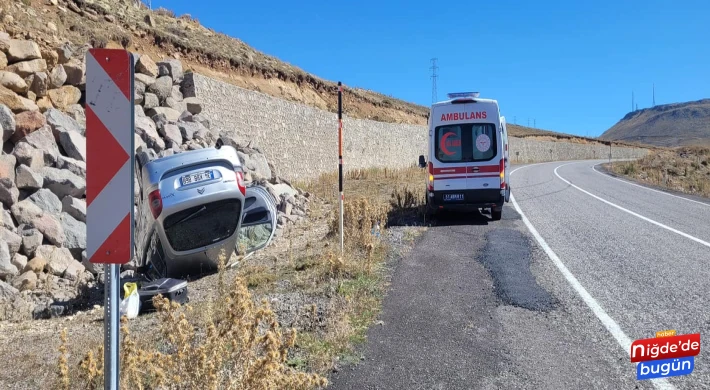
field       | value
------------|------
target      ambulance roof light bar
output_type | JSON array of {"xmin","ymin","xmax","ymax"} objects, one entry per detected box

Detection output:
[{"xmin": 447, "ymin": 92, "xmax": 480, "ymax": 99}]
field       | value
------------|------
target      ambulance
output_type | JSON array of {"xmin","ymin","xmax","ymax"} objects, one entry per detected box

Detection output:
[{"xmin": 418, "ymin": 92, "xmax": 511, "ymax": 220}]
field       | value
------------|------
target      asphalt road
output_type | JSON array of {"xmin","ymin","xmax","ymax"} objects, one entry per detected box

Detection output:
[{"xmin": 328, "ymin": 160, "xmax": 710, "ymax": 390}]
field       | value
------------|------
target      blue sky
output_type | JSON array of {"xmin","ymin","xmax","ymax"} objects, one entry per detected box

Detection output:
[{"xmin": 151, "ymin": 0, "xmax": 708, "ymax": 137}]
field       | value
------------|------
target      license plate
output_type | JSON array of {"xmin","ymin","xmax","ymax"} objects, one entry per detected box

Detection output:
[
  {"xmin": 181, "ymin": 170, "xmax": 213, "ymax": 186},
  {"xmin": 443, "ymin": 193, "xmax": 464, "ymax": 201}
]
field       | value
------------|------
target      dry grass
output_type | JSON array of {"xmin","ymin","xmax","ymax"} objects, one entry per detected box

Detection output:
[
  {"xmin": 57, "ymin": 252, "xmax": 328, "ymax": 390},
  {"xmin": 605, "ymin": 146, "xmax": 710, "ymax": 198}
]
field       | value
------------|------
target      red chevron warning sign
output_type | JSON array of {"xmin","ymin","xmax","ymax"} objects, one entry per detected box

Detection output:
[{"xmin": 86, "ymin": 49, "xmax": 135, "ymax": 264}]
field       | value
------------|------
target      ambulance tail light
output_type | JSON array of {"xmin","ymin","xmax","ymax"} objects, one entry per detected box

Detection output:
[
  {"xmin": 500, "ymin": 159, "xmax": 506, "ymax": 189},
  {"xmin": 427, "ymin": 162, "xmax": 434, "ymax": 191}
]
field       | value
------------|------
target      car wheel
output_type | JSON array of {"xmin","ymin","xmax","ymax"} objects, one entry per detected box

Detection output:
[{"xmin": 491, "ymin": 208, "xmax": 502, "ymax": 221}]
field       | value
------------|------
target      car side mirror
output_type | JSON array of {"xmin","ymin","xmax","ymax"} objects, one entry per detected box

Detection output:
[{"xmin": 418, "ymin": 155, "xmax": 426, "ymax": 168}]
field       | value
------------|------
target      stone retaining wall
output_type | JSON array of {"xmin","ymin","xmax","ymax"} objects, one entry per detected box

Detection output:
[{"xmin": 193, "ymin": 73, "xmax": 648, "ymax": 180}]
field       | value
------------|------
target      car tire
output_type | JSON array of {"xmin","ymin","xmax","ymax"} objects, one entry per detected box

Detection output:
[
  {"xmin": 144, "ymin": 231, "xmax": 167, "ymax": 280},
  {"xmin": 491, "ymin": 208, "xmax": 502, "ymax": 221}
]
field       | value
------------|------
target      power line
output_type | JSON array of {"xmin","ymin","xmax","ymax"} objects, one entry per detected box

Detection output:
[{"xmin": 430, "ymin": 58, "xmax": 438, "ymax": 104}]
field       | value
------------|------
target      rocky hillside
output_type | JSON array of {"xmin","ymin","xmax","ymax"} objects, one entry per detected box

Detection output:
[
  {"xmin": 0, "ymin": 35, "xmax": 310, "ymax": 321},
  {"xmin": 601, "ymin": 99, "xmax": 710, "ymax": 147}
]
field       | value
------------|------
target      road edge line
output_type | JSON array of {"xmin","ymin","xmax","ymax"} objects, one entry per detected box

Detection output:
[
  {"xmin": 554, "ymin": 164, "xmax": 710, "ymax": 249},
  {"xmin": 591, "ymin": 164, "xmax": 710, "ymax": 208},
  {"xmin": 510, "ymin": 165, "xmax": 675, "ymax": 390}
]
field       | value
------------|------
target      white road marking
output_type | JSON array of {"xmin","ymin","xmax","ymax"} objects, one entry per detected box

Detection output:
[
  {"xmin": 592, "ymin": 164, "xmax": 710, "ymax": 207},
  {"xmin": 510, "ymin": 163, "xmax": 676, "ymax": 390},
  {"xmin": 555, "ymin": 163, "xmax": 710, "ymax": 249}
]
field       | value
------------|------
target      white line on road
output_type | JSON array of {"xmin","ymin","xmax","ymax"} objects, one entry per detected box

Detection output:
[
  {"xmin": 554, "ymin": 163, "xmax": 710, "ymax": 249},
  {"xmin": 592, "ymin": 164, "xmax": 710, "ymax": 207},
  {"xmin": 510, "ymin": 164, "xmax": 676, "ymax": 390}
]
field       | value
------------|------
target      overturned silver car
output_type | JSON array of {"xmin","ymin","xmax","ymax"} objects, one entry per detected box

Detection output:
[{"xmin": 133, "ymin": 144, "xmax": 277, "ymax": 279}]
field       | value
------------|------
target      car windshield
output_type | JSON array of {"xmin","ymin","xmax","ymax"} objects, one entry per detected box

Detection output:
[{"xmin": 435, "ymin": 123, "xmax": 497, "ymax": 163}]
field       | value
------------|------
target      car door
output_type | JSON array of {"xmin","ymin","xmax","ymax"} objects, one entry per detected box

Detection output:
[{"xmin": 235, "ymin": 185, "xmax": 277, "ymax": 255}]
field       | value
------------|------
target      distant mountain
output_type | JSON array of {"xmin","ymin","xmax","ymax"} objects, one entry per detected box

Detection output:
[{"xmin": 600, "ymin": 99, "xmax": 710, "ymax": 147}]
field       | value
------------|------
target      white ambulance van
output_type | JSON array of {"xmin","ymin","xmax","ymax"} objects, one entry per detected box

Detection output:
[{"xmin": 418, "ymin": 92, "xmax": 511, "ymax": 220}]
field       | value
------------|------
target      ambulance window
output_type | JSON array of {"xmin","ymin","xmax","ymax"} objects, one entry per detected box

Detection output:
[
  {"xmin": 472, "ymin": 124, "xmax": 496, "ymax": 161},
  {"xmin": 435, "ymin": 126, "xmax": 464, "ymax": 162}
]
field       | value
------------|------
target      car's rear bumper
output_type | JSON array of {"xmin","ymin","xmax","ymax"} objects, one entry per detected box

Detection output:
[{"xmin": 427, "ymin": 189, "xmax": 504, "ymax": 211}]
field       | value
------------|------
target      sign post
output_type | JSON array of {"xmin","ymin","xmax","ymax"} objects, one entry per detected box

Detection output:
[
  {"xmin": 337, "ymin": 82, "xmax": 344, "ymax": 254},
  {"xmin": 85, "ymin": 49, "xmax": 135, "ymax": 390}
]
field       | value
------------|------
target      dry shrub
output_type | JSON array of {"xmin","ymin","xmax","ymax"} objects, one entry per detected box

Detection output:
[
  {"xmin": 390, "ymin": 184, "xmax": 424, "ymax": 210},
  {"xmin": 328, "ymin": 197, "xmax": 389, "ymax": 250},
  {"xmin": 154, "ymin": 7, "xmax": 176, "ymax": 17},
  {"xmin": 62, "ymin": 257, "xmax": 327, "ymax": 390}
]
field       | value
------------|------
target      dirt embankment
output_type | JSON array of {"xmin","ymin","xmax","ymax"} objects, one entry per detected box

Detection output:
[{"xmin": 604, "ymin": 146, "xmax": 710, "ymax": 198}]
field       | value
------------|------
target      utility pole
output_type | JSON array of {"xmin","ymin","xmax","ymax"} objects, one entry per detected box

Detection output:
[
  {"xmin": 534, "ymin": 119, "xmax": 536, "ymax": 128},
  {"xmin": 653, "ymin": 83, "xmax": 655, "ymax": 107},
  {"xmin": 632, "ymin": 90, "xmax": 635, "ymax": 112},
  {"xmin": 430, "ymin": 58, "xmax": 438, "ymax": 104}
]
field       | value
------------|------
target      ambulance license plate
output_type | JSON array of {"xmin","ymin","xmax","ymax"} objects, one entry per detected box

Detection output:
[{"xmin": 443, "ymin": 193, "xmax": 464, "ymax": 202}]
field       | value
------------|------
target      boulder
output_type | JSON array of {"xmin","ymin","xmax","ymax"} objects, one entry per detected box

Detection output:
[
  {"xmin": 0, "ymin": 52, "xmax": 7, "ymax": 70},
  {"xmin": 0, "ymin": 85, "xmax": 38, "ymax": 113},
  {"xmin": 0, "ymin": 241, "xmax": 17, "ymax": 280},
  {"xmin": 45, "ymin": 108, "xmax": 82, "ymax": 139},
  {"xmin": 178, "ymin": 110, "xmax": 193, "ymax": 123},
  {"xmin": 147, "ymin": 76, "xmax": 172, "ymax": 103},
  {"xmin": 29, "ymin": 71, "xmax": 48, "ymax": 97},
  {"xmin": 65, "ymin": 104, "xmax": 85, "ymax": 129},
  {"xmin": 143, "ymin": 92, "xmax": 159, "ymax": 109},
  {"xmin": 40, "ymin": 167, "xmax": 86, "ymax": 198},
  {"xmin": 32, "ymin": 214, "xmax": 65, "ymax": 246},
  {"xmin": 62, "ymin": 59, "xmax": 85, "ymax": 86},
  {"xmin": 0, "ymin": 71, "xmax": 28, "ymax": 93},
  {"xmin": 56, "ymin": 156, "xmax": 86, "ymax": 178},
  {"xmin": 36, "ymin": 96, "xmax": 53, "ymax": 112},
  {"xmin": 135, "ymin": 115, "xmax": 165, "ymax": 152},
  {"xmin": 135, "ymin": 55, "xmax": 158, "ymax": 78},
  {"xmin": 10, "ymin": 200, "xmax": 43, "ymax": 225},
  {"xmin": 24, "ymin": 256, "xmax": 46, "ymax": 273},
  {"xmin": 20, "ymin": 226, "xmax": 42, "ymax": 259},
  {"xmin": 41, "ymin": 48, "xmax": 59, "ymax": 68},
  {"xmin": 12, "ymin": 270, "xmax": 36, "ymax": 291},
  {"xmin": 11, "ymin": 253, "xmax": 28, "ymax": 273},
  {"xmin": 165, "ymin": 96, "xmax": 186, "ymax": 113},
  {"xmin": 20, "ymin": 126, "xmax": 60, "ymax": 166},
  {"xmin": 59, "ymin": 130, "xmax": 86, "ymax": 161},
  {"xmin": 0, "ymin": 155, "xmax": 16, "ymax": 184},
  {"xmin": 63, "ymin": 260, "xmax": 85, "ymax": 281},
  {"xmin": 160, "ymin": 123, "xmax": 183, "ymax": 147},
  {"xmin": 183, "ymin": 97, "xmax": 202, "ymax": 115},
  {"xmin": 56, "ymin": 43, "xmax": 75, "ymax": 64},
  {"xmin": 59, "ymin": 212, "xmax": 86, "ymax": 259},
  {"xmin": 146, "ymin": 107, "xmax": 180, "ymax": 122},
  {"xmin": 0, "ymin": 227, "xmax": 22, "ymax": 256},
  {"xmin": 237, "ymin": 151, "xmax": 272, "ymax": 180},
  {"xmin": 47, "ymin": 85, "xmax": 81, "ymax": 111},
  {"xmin": 7, "ymin": 59, "xmax": 48, "ymax": 78},
  {"xmin": 180, "ymin": 72, "xmax": 196, "ymax": 98},
  {"xmin": 134, "ymin": 73, "xmax": 155, "ymax": 87},
  {"xmin": 171, "ymin": 85, "xmax": 183, "ymax": 101},
  {"xmin": 11, "ymin": 110, "xmax": 46, "ymax": 143},
  {"xmin": 6, "ymin": 40, "xmax": 42, "ymax": 63},
  {"xmin": 48, "ymin": 65, "xmax": 66, "ymax": 88},
  {"xmin": 62, "ymin": 196, "xmax": 86, "ymax": 223},
  {"xmin": 157, "ymin": 59, "xmax": 184, "ymax": 83},
  {"xmin": 28, "ymin": 188, "xmax": 62, "ymax": 215},
  {"xmin": 177, "ymin": 121, "xmax": 202, "ymax": 141},
  {"xmin": 15, "ymin": 164, "xmax": 43, "ymax": 190},
  {"xmin": 35, "ymin": 245, "xmax": 73, "ymax": 276},
  {"xmin": 1, "ymin": 208, "xmax": 14, "ymax": 232},
  {"xmin": 0, "ymin": 178, "xmax": 19, "ymax": 208},
  {"xmin": 0, "ymin": 104, "xmax": 15, "ymax": 142},
  {"xmin": 12, "ymin": 142, "xmax": 45, "ymax": 170}
]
